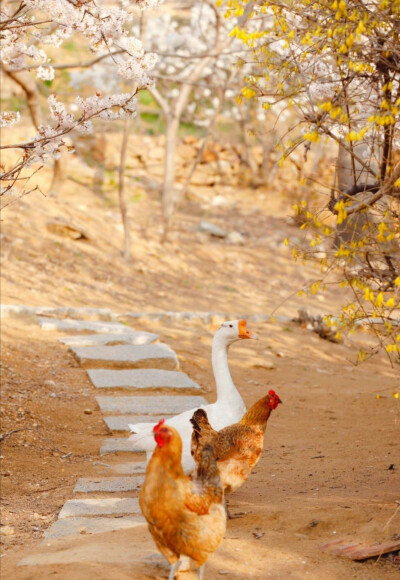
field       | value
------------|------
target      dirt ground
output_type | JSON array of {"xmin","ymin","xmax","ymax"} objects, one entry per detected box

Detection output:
[{"xmin": 1, "ymin": 148, "xmax": 399, "ymax": 579}]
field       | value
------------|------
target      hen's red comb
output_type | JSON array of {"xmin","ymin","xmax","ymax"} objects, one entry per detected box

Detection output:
[
  {"xmin": 153, "ymin": 418, "xmax": 165, "ymax": 433},
  {"xmin": 268, "ymin": 390, "xmax": 282, "ymax": 408}
]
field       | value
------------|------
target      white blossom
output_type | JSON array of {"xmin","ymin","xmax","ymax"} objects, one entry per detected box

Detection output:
[
  {"xmin": 36, "ymin": 65, "xmax": 55, "ymax": 81},
  {"xmin": 0, "ymin": 0, "xmax": 158, "ymax": 190},
  {"xmin": 0, "ymin": 111, "xmax": 21, "ymax": 127}
]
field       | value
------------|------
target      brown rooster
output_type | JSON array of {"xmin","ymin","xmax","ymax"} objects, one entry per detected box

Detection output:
[
  {"xmin": 191, "ymin": 390, "xmax": 282, "ymax": 501},
  {"xmin": 139, "ymin": 419, "xmax": 226, "ymax": 580}
]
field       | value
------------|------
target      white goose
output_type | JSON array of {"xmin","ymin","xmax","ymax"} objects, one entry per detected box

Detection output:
[{"xmin": 129, "ymin": 319, "xmax": 257, "ymax": 473}]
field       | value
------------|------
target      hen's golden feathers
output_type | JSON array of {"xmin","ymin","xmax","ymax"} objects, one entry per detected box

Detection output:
[
  {"xmin": 139, "ymin": 422, "xmax": 226, "ymax": 569},
  {"xmin": 190, "ymin": 391, "xmax": 281, "ymax": 494}
]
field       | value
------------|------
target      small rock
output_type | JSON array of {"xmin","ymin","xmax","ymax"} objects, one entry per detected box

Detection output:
[
  {"xmin": 253, "ymin": 361, "xmax": 276, "ymax": 370},
  {"xmin": 79, "ymin": 527, "xmax": 86, "ymax": 534},
  {"xmin": 183, "ymin": 135, "xmax": 197, "ymax": 145},
  {"xmin": 276, "ymin": 352, "xmax": 285, "ymax": 358},
  {"xmin": 198, "ymin": 220, "xmax": 227, "ymax": 238},
  {"xmin": 44, "ymin": 380, "xmax": 56, "ymax": 387},
  {"xmin": 1, "ymin": 525, "xmax": 15, "ymax": 536},
  {"xmin": 84, "ymin": 409, "xmax": 93, "ymax": 415},
  {"xmin": 226, "ymin": 231, "xmax": 245, "ymax": 245},
  {"xmin": 46, "ymin": 219, "xmax": 89, "ymax": 240},
  {"xmin": 201, "ymin": 149, "xmax": 218, "ymax": 163},
  {"xmin": 33, "ymin": 513, "xmax": 41, "ymax": 520},
  {"xmin": 211, "ymin": 195, "xmax": 229, "ymax": 207},
  {"xmin": 146, "ymin": 146, "xmax": 164, "ymax": 161}
]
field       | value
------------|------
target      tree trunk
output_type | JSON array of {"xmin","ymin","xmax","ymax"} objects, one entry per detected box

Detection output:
[
  {"xmin": 49, "ymin": 158, "xmax": 64, "ymax": 196},
  {"xmin": 5, "ymin": 70, "xmax": 42, "ymax": 128},
  {"xmin": 161, "ymin": 113, "xmax": 180, "ymax": 230},
  {"xmin": 335, "ymin": 142, "xmax": 374, "ymax": 247},
  {"xmin": 118, "ymin": 117, "xmax": 132, "ymax": 260},
  {"xmin": 240, "ymin": 110, "xmax": 260, "ymax": 184},
  {"xmin": 260, "ymin": 130, "xmax": 278, "ymax": 184},
  {"xmin": 6, "ymin": 69, "xmax": 64, "ymax": 195}
]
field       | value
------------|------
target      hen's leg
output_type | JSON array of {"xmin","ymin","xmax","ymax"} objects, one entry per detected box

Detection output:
[
  {"xmin": 225, "ymin": 497, "xmax": 245, "ymax": 520},
  {"xmin": 168, "ymin": 559, "xmax": 181, "ymax": 580},
  {"xmin": 179, "ymin": 555, "xmax": 191, "ymax": 571},
  {"xmin": 198, "ymin": 564, "xmax": 205, "ymax": 580}
]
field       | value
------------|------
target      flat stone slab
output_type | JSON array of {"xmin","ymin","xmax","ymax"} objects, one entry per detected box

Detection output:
[
  {"xmin": 96, "ymin": 395, "xmax": 207, "ymax": 414},
  {"xmin": 74, "ymin": 476, "xmax": 144, "ymax": 493},
  {"xmin": 37, "ymin": 317, "xmax": 132, "ymax": 334},
  {"xmin": 70, "ymin": 344, "xmax": 179, "ymax": 370},
  {"xmin": 59, "ymin": 498, "xmax": 140, "ymax": 519},
  {"xmin": 44, "ymin": 516, "xmax": 144, "ymax": 539},
  {"xmin": 88, "ymin": 369, "xmax": 199, "ymax": 390},
  {"xmin": 2, "ymin": 305, "xmax": 116, "ymax": 321},
  {"xmin": 60, "ymin": 332, "xmax": 158, "ymax": 347},
  {"xmin": 104, "ymin": 415, "xmax": 168, "ymax": 432},
  {"xmin": 18, "ymin": 536, "xmax": 156, "ymax": 567},
  {"xmin": 120, "ymin": 311, "xmax": 292, "ymax": 323},
  {"xmin": 110, "ymin": 462, "xmax": 147, "ymax": 475},
  {"xmin": 100, "ymin": 438, "xmax": 145, "ymax": 455}
]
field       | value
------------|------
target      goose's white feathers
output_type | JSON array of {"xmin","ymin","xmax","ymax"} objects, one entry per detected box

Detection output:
[{"xmin": 129, "ymin": 319, "xmax": 256, "ymax": 472}]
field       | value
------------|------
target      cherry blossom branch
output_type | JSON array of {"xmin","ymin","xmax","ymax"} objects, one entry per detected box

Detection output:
[{"xmin": 12, "ymin": 50, "xmax": 125, "ymax": 72}]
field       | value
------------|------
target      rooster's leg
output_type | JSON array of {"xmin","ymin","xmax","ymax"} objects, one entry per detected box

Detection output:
[
  {"xmin": 198, "ymin": 564, "xmax": 205, "ymax": 580},
  {"xmin": 168, "ymin": 559, "xmax": 181, "ymax": 580}
]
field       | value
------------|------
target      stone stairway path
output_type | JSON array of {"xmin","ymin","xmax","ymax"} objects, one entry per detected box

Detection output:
[{"xmin": 22, "ymin": 313, "xmax": 207, "ymax": 550}]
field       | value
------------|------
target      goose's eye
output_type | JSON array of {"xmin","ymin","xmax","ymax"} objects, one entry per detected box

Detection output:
[{"xmin": 229, "ymin": 324, "xmax": 233, "ymax": 328}]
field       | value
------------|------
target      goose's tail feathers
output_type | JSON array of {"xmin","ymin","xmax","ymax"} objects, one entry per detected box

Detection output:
[{"xmin": 128, "ymin": 422, "xmax": 156, "ymax": 451}]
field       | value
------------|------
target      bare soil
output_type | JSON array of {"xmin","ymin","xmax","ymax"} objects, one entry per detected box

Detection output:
[{"xmin": 1, "ymin": 142, "xmax": 399, "ymax": 579}]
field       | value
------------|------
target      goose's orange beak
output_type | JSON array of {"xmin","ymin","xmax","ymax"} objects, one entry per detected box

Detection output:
[{"xmin": 238, "ymin": 319, "xmax": 258, "ymax": 339}]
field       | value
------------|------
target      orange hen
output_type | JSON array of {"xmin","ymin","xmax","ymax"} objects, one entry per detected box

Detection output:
[
  {"xmin": 191, "ymin": 390, "xmax": 282, "ymax": 497},
  {"xmin": 139, "ymin": 420, "xmax": 226, "ymax": 580}
]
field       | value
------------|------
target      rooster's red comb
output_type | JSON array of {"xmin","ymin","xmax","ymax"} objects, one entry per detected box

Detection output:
[{"xmin": 153, "ymin": 419, "xmax": 165, "ymax": 433}]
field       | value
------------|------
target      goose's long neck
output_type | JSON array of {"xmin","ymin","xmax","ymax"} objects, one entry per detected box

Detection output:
[{"xmin": 212, "ymin": 334, "xmax": 244, "ymax": 406}]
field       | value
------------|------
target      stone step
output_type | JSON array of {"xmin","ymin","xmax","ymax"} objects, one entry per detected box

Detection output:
[
  {"xmin": 60, "ymin": 331, "xmax": 158, "ymax": 347},
  {"xmin": 37, "ymin": 317, "xmax": 132, "ymax": 334},
  {"xmin": 120, "ymin": 311, "xmax": 292, "ymax": 324},
  {"xmin": 59, "ymin": 498, "xmax": 140, "ymax": 519},
  {"xmin": 74, "ymin": 476, "xmax": 144, "ymax": 493},
  {"xmin": 43, "ymin": 516, "xmax": 145, "ymax": 539},
  {"xmin": 2, "ymin": 305, "xmax": 116, "ymax": 321},
  {"xmin": 104, "ymin": 415, "xmax": 168, "ymax": 432},
  {"xmin": 96, "ymin": 395, "xmax": 207, "ymax": 415},
  {"xmin": 100, "ymin": 438, "xmax": 145, "ymax": 455},
  {"xmin": 70, "ymin": 343, "xmax": 179, "ymax": 370},
  {"xmin": 88, "ymin": 368, "xmax": 199, "ymax": 390},
  {"xmin": 18, "ymin": 531, "xmax": 155, "ymax": 567},
  {"xmin": 110, "ymin": 462, "xmax": 147, "ymax": 475}
]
